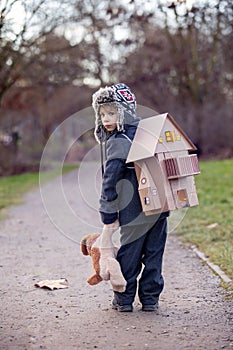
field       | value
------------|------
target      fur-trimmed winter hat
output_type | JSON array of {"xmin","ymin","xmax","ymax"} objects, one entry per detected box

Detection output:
[{"xmin": 92, "ymin": 83, "xmax": 136, "ymax": 142}]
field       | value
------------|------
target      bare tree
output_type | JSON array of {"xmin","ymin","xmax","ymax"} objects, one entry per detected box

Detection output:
[
  {"xmin": 1, "ymin": 0, "xmax": 232, "ymax": 166},
  {"xmin": 0, "ymin": 0, "xmax": 75, "ymax": 104},
  {"xmin": 111, "ymin": 0, "xmax": 233, "ymax": 155}
]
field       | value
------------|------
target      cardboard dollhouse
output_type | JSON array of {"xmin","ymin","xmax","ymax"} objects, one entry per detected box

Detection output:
[{"xmin": 126, "ymin": 113, "xmax": 200, "ymax": 215}]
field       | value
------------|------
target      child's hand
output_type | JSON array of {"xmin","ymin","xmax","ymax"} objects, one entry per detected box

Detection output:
[
  {"xmin": 101, "ymin": 219, "xmax": 119, "ymax": 248},
  {"xmin": 98, "ymin": 219, "xmax": 120, "ymax": 280},
  {"xmin": 102, "ymin": 219, "xmax": 119, "ymax": 234}
]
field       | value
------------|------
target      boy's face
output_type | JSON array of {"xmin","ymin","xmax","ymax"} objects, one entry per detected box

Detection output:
[{"xmin": 99, "ymin": 105, "xmax": 118, "ymax": 132}]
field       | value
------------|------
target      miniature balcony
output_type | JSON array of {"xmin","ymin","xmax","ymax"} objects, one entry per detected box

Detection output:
[{"xmin": 164, "ymin": 154, "xmax": 200, "ymax": 179}]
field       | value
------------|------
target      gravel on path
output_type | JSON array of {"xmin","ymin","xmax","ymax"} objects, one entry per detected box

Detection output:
[{"xmin": 0, "ymin": 164, "xmax": 232, "ymax": 350}]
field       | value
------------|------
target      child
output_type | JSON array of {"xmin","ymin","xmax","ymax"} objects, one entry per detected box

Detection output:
[{"xmin": 92, "ymin": 83, "xmax": 169, "ymax": 312}]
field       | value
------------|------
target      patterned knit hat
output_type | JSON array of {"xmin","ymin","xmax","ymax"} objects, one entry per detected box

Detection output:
[
  {"xmin": 92, "ymin": 83, "xmax": 136, "ymax": 142},
  {"xmin": 110, "ymin": 83, "xmax": 136, "ymax": 114}
]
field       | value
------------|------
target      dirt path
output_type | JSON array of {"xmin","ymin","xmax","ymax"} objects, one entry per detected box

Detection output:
[{"xmin": 0, "ymin": 163, "xmax": 232, "ymax": 350}]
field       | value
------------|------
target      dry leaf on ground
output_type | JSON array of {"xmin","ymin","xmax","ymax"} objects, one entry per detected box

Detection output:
[
  {"xmin": 35, "ymin": 278, "xmax": 68, "ymax": 290},
  {"xmin": 206, "ymin": 223, "xmax": 219, "ymax": 229}
]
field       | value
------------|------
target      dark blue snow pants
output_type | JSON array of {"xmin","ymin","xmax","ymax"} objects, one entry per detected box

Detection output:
[{"xmin": 114, "ymin": 217, "xmax": 167, "ymax": 306}]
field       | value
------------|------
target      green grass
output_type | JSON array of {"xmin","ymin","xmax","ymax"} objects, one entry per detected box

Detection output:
[
  {"xmin": 0, "ymin": 164, "xmax": 77, "ymax": 220},
  {"xmin": 1, "ymin": 159, "xmax": 232, "ymax": 289},
  {"xmin": 176, "ymin": 159, "xmax": 233, "ymax": 284}
]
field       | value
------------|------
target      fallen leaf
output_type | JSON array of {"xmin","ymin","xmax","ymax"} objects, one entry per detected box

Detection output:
[
  {"xmin": 206, "ymin": 223, "xmax": 219, "ymax": 229},
  {"xmin": 35, "ymin": 278, "xmax": 68, "ymax": 290}
]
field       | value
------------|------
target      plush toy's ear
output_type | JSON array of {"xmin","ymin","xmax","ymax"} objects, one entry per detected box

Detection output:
[
  {"xmin": 80, "ymin": 233, "xmax": 100, "ymax": 256},
  {"xmin": 91, "ymin": 247, "xmax": 101, "ymax": 275},
  {"xmin": 80, "ymin": 235, "xmax": 89, "ymax": 256},
  {"xmin": 87, "ymin": 274, "xmax": 103, "ymax": 285}
]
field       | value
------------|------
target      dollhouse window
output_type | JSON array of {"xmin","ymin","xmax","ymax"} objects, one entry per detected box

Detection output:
[
  {"xmin": 176, "ymin": 134, "xmax": 181, "ymax": 141},
  {"xmin": 141, "ymin": 177, "xmax": 147, "ymax": 184},
  {"xmin": 177, "ymin": 189, "xmax": 189, "ymax": 207},
  {"xmin": 165, "ymin": 131, "xmax": 175, "ymax": 142},
  {"xmin": 158, "ymin": 137, "xmax": 163, "ymax": 143}
]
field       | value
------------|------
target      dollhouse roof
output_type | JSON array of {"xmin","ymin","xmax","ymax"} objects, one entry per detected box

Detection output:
[{"xmin": 127, "ymin": 113, "xmax": 196, "ymax": 163}]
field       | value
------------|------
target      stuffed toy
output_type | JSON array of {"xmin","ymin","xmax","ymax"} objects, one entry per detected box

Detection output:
[{"xmin": 80, "ymin": 233, "xmax": 126, "ymax": 292}]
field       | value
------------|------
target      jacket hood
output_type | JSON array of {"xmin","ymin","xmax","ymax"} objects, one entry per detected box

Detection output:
[{"xmin": 92, "ymin": 84, "xmax": 138, "ymax": 143}]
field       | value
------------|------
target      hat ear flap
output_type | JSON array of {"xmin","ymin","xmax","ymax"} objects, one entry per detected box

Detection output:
[
  {"xmin": 116, "ymin": 105, "xmax": 124, "ymax": 132},
  {"xmin": 94, "ymin": 123, "xmax": 103, "ymax": 143}
]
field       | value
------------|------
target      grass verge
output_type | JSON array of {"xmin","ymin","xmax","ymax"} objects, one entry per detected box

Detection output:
[
  {"xmin": 0, "ymin": 164, "xmax": 77, "ymax": 220},
  {"xmin": 176, "ymin": 159, "xmax": 233, "ymax": 291}
]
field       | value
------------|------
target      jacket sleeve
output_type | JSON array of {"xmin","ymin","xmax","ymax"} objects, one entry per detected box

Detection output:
[{"xmin": 99, "ymin": 136, "xmax": 131, "ymax": 224}]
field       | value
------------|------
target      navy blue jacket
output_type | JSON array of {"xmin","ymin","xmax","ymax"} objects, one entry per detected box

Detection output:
[{"xmin": 99, "ymin": 119, "xmax": 169, "ymax": 227}]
